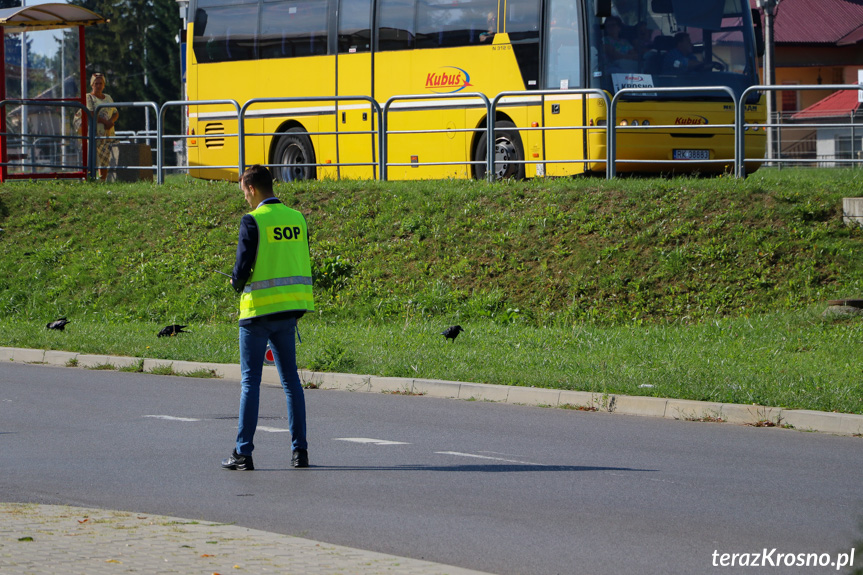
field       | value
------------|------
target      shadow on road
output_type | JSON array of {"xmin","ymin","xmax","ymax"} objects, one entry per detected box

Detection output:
[{"xmin": 257, "ymin": 464, "xmax": 656, "ymax": 473}]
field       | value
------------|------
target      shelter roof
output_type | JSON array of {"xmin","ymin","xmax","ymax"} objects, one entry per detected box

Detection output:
[{"xmin": 0, "ymin": 3, "xmax": 106, "ymax": 32}]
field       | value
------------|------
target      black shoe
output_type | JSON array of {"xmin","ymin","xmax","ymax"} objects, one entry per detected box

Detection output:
[
  {"xmin": 291, "ymin": 449, "xmax": 309, "ymax": 468},
  {"xmin": 222, "ymin": 449, "xmax": 254, "ymax": 470}
]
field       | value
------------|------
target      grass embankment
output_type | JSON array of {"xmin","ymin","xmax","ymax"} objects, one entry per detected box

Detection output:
[{"xmin": 1, "ymin": 170, "xmax": 862, "ymax": 414}]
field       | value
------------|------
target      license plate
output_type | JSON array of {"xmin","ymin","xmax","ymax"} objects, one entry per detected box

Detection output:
[{"xmin": 673, "ymin": 149, "xmax": 710, "ymax": 160}]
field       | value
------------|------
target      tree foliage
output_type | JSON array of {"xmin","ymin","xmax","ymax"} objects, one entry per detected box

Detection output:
[
  {"xmin": 69, "ymin": 0, "xmax": 182, "ymax": 133},
  {"xmin": 2, "ymin": 0, "xmax": 22, "ymax": 98}
]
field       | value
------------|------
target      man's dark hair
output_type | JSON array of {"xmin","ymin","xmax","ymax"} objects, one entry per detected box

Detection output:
[
  {"xmin": 674, "ymin": 32, "xmax": 689, "ymax": 46},
  {"xmin": 241, "ymin": 164, "xmax": 274, "ymax": 195}
]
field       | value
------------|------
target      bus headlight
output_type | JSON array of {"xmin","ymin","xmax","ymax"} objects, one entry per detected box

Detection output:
[
  {"xmin": 619, "ymin": 120, "xmax": 628, "ymax": 126},
  {"xmin": 642, "ymin": 120, "xmax": 650, "ymax": 126},
  {"xmin": 632, "ymin": 120, "xmax": 640, "ymax": 126}
]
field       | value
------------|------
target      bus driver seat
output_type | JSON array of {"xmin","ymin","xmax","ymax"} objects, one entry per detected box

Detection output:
[{"xmin": 642, "ymin": 35, "xmax": 674, "ymax": 74}]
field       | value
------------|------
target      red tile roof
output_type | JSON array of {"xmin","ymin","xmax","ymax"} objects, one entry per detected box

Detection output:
[
  {"xmin": 750, "ymin": 0, "xmax": 863, "ymax": 45},
  {"xmin": 791, "ymin": 88, "xmax": 863, "ymax": 119}
]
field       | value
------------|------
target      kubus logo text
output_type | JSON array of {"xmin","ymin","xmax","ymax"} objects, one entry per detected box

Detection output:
[
  {"xmin": 425, "ymin": 66, "xmax": 472, "ymax": 93},
  {"xmin": 675, "ymin": 115, "xmax": 709, "ymax": 125}
]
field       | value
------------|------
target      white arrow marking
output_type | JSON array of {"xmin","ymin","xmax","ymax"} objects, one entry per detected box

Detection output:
[
  {"xmin": 334, "ymin": 437, "xmax": 410, "ymax": 445},
  {"xmin": 144, "ymin": 415, "xmax": 200, "ymax": 422},
  {"xmin": 435, "ymin": 451, "xmax": 548, "ymax": 466},
  {"xmin": 258, "ymin": 426, "xmax": 292, "ymax": 433}
]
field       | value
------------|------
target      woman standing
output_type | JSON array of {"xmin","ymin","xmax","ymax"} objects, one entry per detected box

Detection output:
[{"xmin": 86, "ymin": 73, "xmax": 119, "ymax": 180}]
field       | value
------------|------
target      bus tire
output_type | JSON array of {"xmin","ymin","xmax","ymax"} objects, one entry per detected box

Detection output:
[
  {"xmin": 474, "ymin": 120, "xmax": 525, "ymax": 180},
  {"xmin": 272, "ymin": 128, "xmax": 316, "ymax": 182}
]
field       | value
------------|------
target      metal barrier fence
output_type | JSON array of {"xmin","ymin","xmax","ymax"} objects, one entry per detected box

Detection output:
[
  {"xmin": 381, "ymin": 92, "xmax": 490, "ymax": 181},
  {"xmin": 609, "ymin": 85, "xmax": 738, "ymax": 179},
  {"xmin": 738, "ymin": 84, "xmax": 863, "ymax": 177},
  {"xmin": 241, "ymin": 96, "xmax": 382, "ymax": 180},
  {"xmin": 115, "ymin": 129, "xmax": 159, "ymax": 147},
  {"xmin": 158, "ymin": 99, "xmax": 241, "ymax": 184},
  {"xmin": 91, "ymin": 101, "xmax": 160, "ymax": 179},
  {"xmin": 490, "ymin": 89, "xmax": 610, "ymax": 179},
  {"xmin": 0, "ymin": 99, "xmax": 89, "ymax": 178},
  {"xmin": 5, "ymin": 83, "xmax": 862, "ymax": 182}
]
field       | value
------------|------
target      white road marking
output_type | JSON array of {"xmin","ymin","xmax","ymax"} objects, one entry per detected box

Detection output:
[
  {"xmin": 258, "ymin": 426, "xmax": 291, "ymax": 433},
  {"xmin": 334, "ymin": 437, "xmax": 411, "ymax": 445},
  {"xmin": 144, "ymin": 415, "xmax": 200, "ymax": 422},
  {"xmin": 143, "ymin": 417, "xmax": 292, "ymax": 434},
  {"xmin": 435, "ymin": 451, "xmax": 548, "ymax": 466}
]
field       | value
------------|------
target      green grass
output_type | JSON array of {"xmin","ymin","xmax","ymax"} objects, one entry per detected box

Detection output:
[
  {"xmin": 2, "ymin": 169, "xmax": 863, "ymax": 414},
  {"xmin": 2, "ymin": 308, "xmax": 862, "ymax": 413}
]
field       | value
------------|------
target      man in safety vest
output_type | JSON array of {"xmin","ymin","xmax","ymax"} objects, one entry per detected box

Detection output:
[{"xmin": 222, "ymin": 165, "xmax": 314, "ymax": 471}]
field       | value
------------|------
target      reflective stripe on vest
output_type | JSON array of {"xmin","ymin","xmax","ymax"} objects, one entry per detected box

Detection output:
[
  {"xmin": 244, "ymin": 275, "xmax": 314, "ymax": 293},
  {"xmin": 239, "ymin": 202, "xmax": 314, "ymax": 321}
]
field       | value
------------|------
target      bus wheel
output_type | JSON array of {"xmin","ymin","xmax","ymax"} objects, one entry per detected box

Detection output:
[
  {"xmin": 272, "ymin": 128, "xmax": 316, "ymax": 182},
  {"xmin": 474, "ymin": 120, "xmax": 525, "ymax": 180}
]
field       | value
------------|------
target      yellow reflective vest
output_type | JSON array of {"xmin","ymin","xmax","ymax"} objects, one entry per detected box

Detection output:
[{"xmin": 239, "ymin": 202, "xmax": 314, "ymax": 321}]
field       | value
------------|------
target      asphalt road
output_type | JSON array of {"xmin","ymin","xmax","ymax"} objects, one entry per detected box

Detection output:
[{"xmin": 2, "ymin": 362, "xmax": 862, "ymax": 575}]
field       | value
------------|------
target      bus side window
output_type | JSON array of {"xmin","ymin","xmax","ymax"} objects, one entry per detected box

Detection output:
[
  {"xmin": 338, "ymin": 0, "xmax": 372, "ymax": 53},
  {"xmin": 415, "ymin": 0, "xmax": 498, "ymax": 49},
  {"xmin": 193, "ymin": 4, "xmax": 257, "ymax": 62},
  {"xmin": 260, "ymin": 0, "xmax": 329, "ymax": 59},
  {"xmin": 506, "ymin": 0, "xmax": 540, "ymax": 42},
  {"xmin": 544, "ymin": 0, "xmax": 581, "ymax": 88},
  {"xmin": 378, "ymin": 0, "xmax": 415, "ymax": 50},
  {"xmin": 415, "ymin": 0, "xmax": 441, "ymax": 49}
]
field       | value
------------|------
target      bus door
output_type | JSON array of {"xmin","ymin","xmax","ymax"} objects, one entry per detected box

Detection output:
[
  {"xmin": 336, "ymin": 0, "xmax": 376, "ymax": 179},
  {"xmin": 541, "ymin": 0, "xmax": 588, "ymax": 176}
]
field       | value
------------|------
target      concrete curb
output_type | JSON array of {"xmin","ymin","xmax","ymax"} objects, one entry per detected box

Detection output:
[{"xmin": 3, "ymin": 346, "xmax": 862, "ymax": 437}]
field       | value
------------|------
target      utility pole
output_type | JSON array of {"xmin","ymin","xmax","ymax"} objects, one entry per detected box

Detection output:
[
  {"xmin": 20, "ymin": 0, "xmax": 28, "ymax": 162},
  {"xmin": 757, "ymin": 0, "xmax": 780, "ymax": 162},
  {"xmin": 61, "ymin": 31, "xmax": 66, "ymax": 166},
  {"xmin": 176, "ymin": 1, "xmax": 189, "ymax": 171}
]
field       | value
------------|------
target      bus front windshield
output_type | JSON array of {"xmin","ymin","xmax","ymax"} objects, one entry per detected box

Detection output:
[{"xmin": 579, "ymin": 0, "xmax": 759, "ymax": 101}]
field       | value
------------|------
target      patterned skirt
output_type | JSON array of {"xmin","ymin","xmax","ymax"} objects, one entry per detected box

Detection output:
[{"xmin": 95, "ymin": 139, "xmax": 113, "ymax": 170}]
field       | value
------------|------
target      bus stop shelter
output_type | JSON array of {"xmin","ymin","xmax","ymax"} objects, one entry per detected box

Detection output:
[{"xmin": 0, "ymin": 3, "xmax": 106, "ymax": 181}]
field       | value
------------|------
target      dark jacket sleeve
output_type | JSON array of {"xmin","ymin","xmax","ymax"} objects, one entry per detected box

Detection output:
[{"xmin": 231, "ymin": 213, "xmax": 258, "ymax": 293}]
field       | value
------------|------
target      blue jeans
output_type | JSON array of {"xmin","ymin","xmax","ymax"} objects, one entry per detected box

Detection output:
[{"xmin": 236, "ymin": 316, "xmax": 307, "ymax": 456}]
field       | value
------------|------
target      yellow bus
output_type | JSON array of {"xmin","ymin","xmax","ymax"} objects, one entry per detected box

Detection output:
[{"xmin": 184, "ymin": 0, "xmax": 765, "ymax": 181}]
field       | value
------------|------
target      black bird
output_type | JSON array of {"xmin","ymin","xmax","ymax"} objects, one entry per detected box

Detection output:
[
  {"xmin": 441, "ymin": 325, "xmax": 464, "ymax": 342},
  {"xmin": 157, "ymin": 324, "xmax": 188, "ymax": 337},
  {"xmin": 46, "ymin": 317, "xmax": 70, "ymax": 331}
]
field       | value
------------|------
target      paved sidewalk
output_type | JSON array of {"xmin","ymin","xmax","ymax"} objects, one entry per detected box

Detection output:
[{"xmin": 0, "ymin": 503, "xmax": 490, "ymax": 575}]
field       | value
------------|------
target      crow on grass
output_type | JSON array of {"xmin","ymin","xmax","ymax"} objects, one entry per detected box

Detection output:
[
  {"xmin": 46, "ymin": 317, "xmax": 70, "ymax": 331},
  {"xmin": 157, "ymin": 324, "xmax": 188, "ymax": 337},
  {"xmin": 441, "ymin": 325, "xmax": 464, "ymax": 342}
]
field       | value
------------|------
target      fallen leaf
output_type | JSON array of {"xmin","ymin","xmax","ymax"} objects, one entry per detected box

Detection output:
[
  {"xmin": 18, "ymin": 537, "xmax": 33, "ymax": 542},
  {"xmin": 106, "ymin": 559, "xmax": 121, "ymax": 564},
  {"xmin": 201, "ymin": 554, "xmax": 214, "ymax": 557},
  {"xmin": 78, "ymin": 518, "xmax": 89, "ymax": 524}
]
